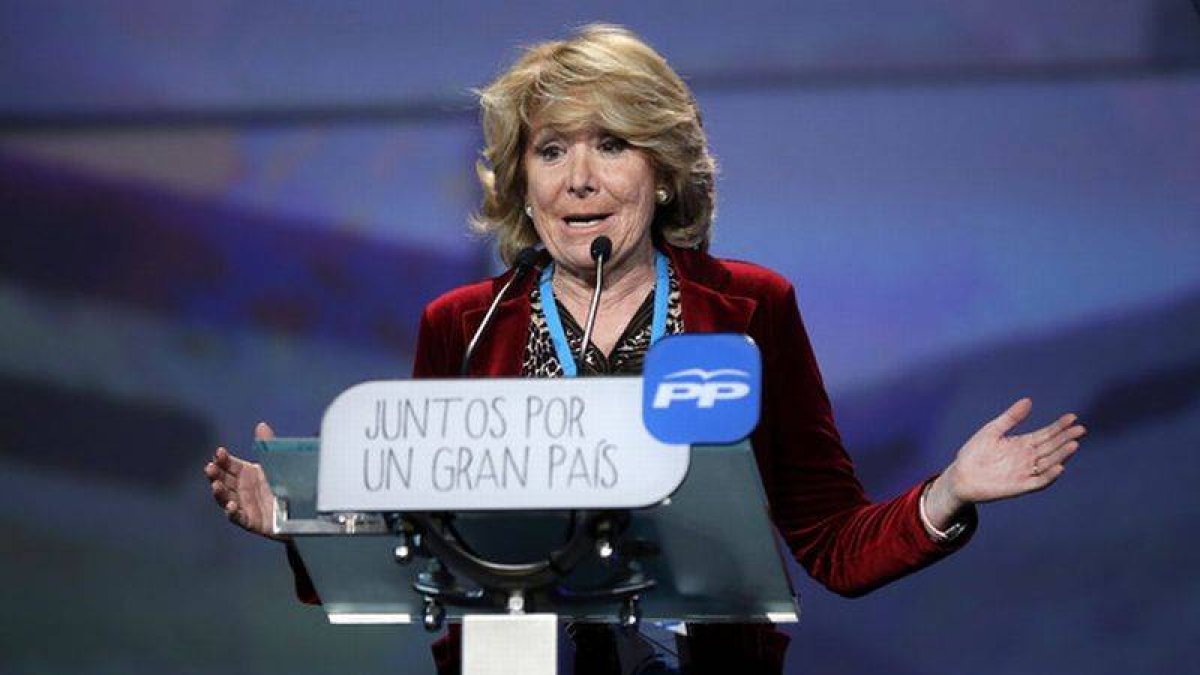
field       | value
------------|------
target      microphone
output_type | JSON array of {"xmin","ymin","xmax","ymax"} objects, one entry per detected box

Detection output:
[
  {"xmin": 590, "ymin": 236, "xmax": 612, "ymax": 263},
  {"xmin": 578, "ymin": 236, "xmax": 611, "ymax": 372},
  {"xmin": 460, "ymin": 246, "xmax": 540, "ymax": 376}
]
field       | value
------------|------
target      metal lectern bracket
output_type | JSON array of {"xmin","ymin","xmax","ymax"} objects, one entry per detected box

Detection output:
[
  {"xmin": 272, "ymin": 497, "xmax": 390, "ymax": 536},
  {"xmin": 405, "ymin": 509, "xmax": 658, "ymax": 630}
]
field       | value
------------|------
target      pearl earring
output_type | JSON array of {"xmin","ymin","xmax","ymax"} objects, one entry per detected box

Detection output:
[
  {"xmin": 524, "ymin": 204, "xmax": 534, "ymax": 218},
  {"xmin": 655, "ymin": 187, "xmax": 671, "ymax": 205}
]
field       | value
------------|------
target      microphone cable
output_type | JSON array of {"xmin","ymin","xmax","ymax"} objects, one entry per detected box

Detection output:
[
  {"xmin": 460, "ymin": 246, "xmax": 540, "ymax": 376},
  {"xmin": 578, "ymin": 236, "xmax": 612, "ymax": 373}
]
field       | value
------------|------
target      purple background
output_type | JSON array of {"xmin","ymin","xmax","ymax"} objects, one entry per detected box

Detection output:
[{"xmin": 2, "ymin": 2, "xmax": 1198, "ymax": 673}]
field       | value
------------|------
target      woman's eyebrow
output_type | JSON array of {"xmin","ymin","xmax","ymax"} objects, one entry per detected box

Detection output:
[
  {"xmin": 529, "ymin": 127, "xmax": 562, "ymax": 144},
  {"xmin": 531, "ymin": 125, "xmax": 602, "ymax": 145}
]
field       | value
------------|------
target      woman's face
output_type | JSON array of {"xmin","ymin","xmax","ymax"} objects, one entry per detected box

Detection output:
[{"xmin": 523, "ymin": 119, "xmax": 657, "ymax": 277}]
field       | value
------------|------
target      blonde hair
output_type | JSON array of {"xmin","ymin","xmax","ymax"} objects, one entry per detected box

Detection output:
[{"xmin": 471, "ymin": 24, "xmax": 717, "ymax": 265}]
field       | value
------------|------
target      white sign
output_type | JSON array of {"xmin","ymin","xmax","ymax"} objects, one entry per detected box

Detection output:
[{"xmin": 317, "ymin": 378, "xmax": 690, "ymax": 511}]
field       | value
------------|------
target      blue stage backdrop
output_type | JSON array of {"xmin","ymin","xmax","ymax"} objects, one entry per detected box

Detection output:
[{"xmin": 1, "ymin": 2, "xmax": 1198, "ymax": 673}]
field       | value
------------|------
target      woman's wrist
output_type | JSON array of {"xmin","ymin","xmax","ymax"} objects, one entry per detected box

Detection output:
[{"xmin": 921, "ymin": 469, "xmax": 969, "ymax": 538}]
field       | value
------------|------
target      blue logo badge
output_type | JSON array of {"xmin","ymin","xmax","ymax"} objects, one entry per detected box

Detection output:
[{"xmin": 642, "ymin": 334, "xmax": 761, "ymax": 444}]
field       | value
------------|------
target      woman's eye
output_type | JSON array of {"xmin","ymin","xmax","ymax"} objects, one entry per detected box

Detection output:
[
  {"xmin": 599, "ymin": 137, "xmax": 628, "ymax": 154},
  {"xmin": 537, "ymin": 144, "xmax": 564, "ymax": 161}
]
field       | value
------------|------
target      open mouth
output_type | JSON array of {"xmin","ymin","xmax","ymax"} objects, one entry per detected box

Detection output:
[{"xmin": 562, "ymin": 213, "xmax": 612, "ymax": 229}]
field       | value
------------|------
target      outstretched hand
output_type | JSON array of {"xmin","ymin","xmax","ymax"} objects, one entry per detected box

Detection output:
[
  {"xmin": 204, "ymin": 422, "xmax": 288, "ymax": 541},
  {"xmin": 926, "ymin": 398, "xmax": 1086, "ymax": 527}
]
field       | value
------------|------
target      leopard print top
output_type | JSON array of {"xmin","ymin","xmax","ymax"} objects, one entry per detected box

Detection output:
[{"xmin": 523, "ymin": 261, "xmax": 684, "ymax": 377}]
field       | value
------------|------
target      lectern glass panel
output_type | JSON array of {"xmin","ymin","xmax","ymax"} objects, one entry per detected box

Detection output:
[{"xmin": 260, "ymin": 439, "xmax": 798, "ymax": 624}]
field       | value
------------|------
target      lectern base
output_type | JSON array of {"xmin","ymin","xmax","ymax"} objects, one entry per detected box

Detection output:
[{"xmin": 463, "ymin": 614, "xmax": 557, "ymax": 675}]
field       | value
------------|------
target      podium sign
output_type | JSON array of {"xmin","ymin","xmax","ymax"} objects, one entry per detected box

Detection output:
[{"xmin": 318, "ymin": 377, "xmax": 690, "ymax": 512}]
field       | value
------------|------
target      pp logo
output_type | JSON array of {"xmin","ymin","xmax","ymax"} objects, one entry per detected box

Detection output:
[
  {"xmin": 642, "ymin": 334, "xmax": 761, "ymax": 445},
  {"xmin": 651, "ymin": 369, "xmax": 751, "ymax": 409}
]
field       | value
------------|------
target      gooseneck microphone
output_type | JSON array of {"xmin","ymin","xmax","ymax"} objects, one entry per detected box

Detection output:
[
  {"xmin": 577, "ymin": 236, "xmax": 612, "ymax": 372},
  {"xmin": 460, "ymin": 246, "xmax": 540, "ymax": 376}
]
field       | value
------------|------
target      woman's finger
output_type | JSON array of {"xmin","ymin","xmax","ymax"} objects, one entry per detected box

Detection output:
[
  {"xmin": 1027, "ymin": 463, "xmax": 1066, "ymax": 492},
  {"xmin": 206, "ymin": 460, "xmax": 237, "ymax": 490},
  {"xmin": 206, "ymin": 461, "xmax": 233, "ymax": 485},
  {"xmin": 1039, "ymin": 440, "xmax": 1080, "ymax": 470},
  {"xmin": 212, "ymin": 480, "xmax": 234, "ymax": 505},
  {"xmin": 1030, "ymin": 413, "xmax": 1077, "ymax": 445},
  {"xmin": 214, "ymin": 447, "xmax": 236, "ymax": 474},
  {"xmin": 224, "ymin": 499, "xmax": 248, "ymax": 528},
  {"xmin": 986, "ymin": 398, "xmax": 1033, "ymax": 436},
  {"xmin": 1037, "ymin": 424, "xmax": 1086, "ymax": 459},
  {"xmin": 255, "ymin": 422, "xmax": 275, "ymax": 441},
  {"xmin": 216, "ymin": 447, "xmax": 244, "ymax": 477}
]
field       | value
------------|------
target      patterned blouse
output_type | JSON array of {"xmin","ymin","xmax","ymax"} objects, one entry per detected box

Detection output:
[{"xmin": 522, "ymin": 260, "xmax": 684, "ymax": 377}]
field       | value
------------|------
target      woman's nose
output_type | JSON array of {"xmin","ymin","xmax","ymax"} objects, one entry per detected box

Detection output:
[{"xmin": 567, "ymin": 149, "xmax": 597, "ymax": 197}]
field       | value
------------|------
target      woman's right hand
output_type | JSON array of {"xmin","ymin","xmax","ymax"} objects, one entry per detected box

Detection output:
[{"xmin": 204, "ymin": 422, "xmax": 288, "ymax": 541}]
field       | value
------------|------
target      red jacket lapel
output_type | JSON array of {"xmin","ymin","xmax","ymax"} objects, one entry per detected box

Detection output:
[{"xmin": 666, "ymin": 245, "xmax": 758, "ymax": 335}]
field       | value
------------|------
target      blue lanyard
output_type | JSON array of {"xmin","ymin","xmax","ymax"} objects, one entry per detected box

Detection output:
[{"xmin": 539, "ymin": 250, "xmax": 670, "ymax": 377}]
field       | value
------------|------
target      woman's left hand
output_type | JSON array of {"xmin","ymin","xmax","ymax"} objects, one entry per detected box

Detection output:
[{"xmin": 924, "ymin": 398, "xmax": 1086, "ymax": 526}]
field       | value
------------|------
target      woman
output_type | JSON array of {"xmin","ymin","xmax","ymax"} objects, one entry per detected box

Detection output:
[{"xmin": 205, "ymin": 24, "xmax": 1085, "ymax": 674}]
